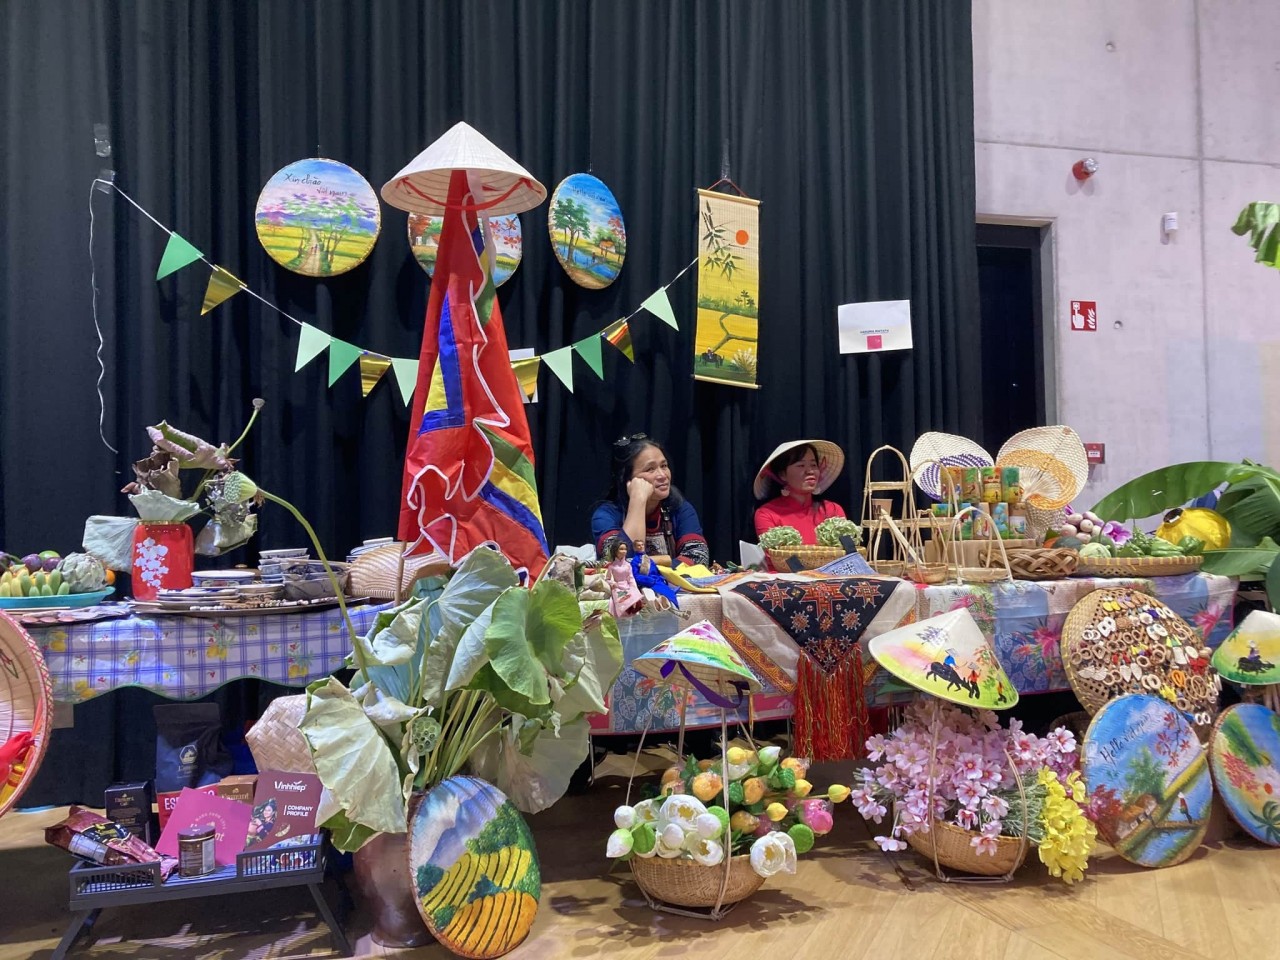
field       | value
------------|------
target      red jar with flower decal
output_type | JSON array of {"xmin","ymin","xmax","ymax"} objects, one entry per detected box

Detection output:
[{"xmin": 130, "ymin": 523, "xmax": 194, "ymax": 600}]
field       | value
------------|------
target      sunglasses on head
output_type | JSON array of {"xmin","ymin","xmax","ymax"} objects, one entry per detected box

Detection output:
[{"xmin": 614, "ymin": 432, "xmax": 649, "ymax": 449}]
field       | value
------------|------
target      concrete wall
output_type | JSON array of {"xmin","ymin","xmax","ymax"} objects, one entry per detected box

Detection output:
[{"xmin": 973, "ymin": 0, "xmax": 1280, "ymax": 508}]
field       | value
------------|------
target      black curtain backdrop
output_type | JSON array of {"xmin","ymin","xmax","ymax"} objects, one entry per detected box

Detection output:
[{"xmin": 2, "ymin": 0, "xmax": 980, "ymax": 802}]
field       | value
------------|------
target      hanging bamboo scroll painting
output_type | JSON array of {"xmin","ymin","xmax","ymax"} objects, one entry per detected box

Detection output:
[
  {"xmin": 409, "ymin": 776, "xmax": 540, "ymax": 958},
  {"xmin": 1209, "ymin": 703, "xmax": 1280, "ymax": 846},
  {"xmin": 409, "ymin": 213, "xmax": 522, "ymax": 287},
  {"xmin": 695, "ymin": 189, "xmax": 760, "ymax": 388},
  {"xmin": 254, "ymin": 159, "xmax": 381, "ymax": 277},
  {"xmin": 547, "ymin": 173, "xmax": 626, "ymax": 289},
  {"xmin": 1082, "ymin": 694, "xmax": 1212, "ymax": 868}
]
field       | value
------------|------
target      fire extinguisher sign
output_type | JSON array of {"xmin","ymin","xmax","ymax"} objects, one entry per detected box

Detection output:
[{"xmin": 1070, "ymin": 300, "xmax": 1097, "ymax": 332}]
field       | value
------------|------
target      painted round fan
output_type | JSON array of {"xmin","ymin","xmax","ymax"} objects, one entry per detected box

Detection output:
[
  {"xmin": 908, "ymin": 432, "xmax": 993, "ymax": 501},
  {"xmin": 995, "ymin": 426, "xmax": 1088, "ymax": 510}
]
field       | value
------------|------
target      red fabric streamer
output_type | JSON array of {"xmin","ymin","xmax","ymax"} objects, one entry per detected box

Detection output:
[{"xmin": 792, "ymin": 646, "xmax": 871, "ymax": 762}]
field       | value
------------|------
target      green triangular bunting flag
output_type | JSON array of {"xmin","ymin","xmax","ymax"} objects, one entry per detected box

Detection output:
[
  {"xmin": 327, "ymin": 339, "xmax": 362, "ymax": 386},
  {"xmin": 542, "ymin": 347, "xmax": 575, "ymax": 393},
  {"xmin": 295, "ymin": 323, "xmax": 331, "ymax": 372},
  {"xmin": 640, "ymin": 287, "xmax": 679, "ymax": 330},
  {"xmin": 156, "ymin": 232, "xmax": 204, "ymax": 281},
  {"xmin": 574, "ymin": 334, "xmax": 605, "ymax": 379},
  {"xmin": 391, "ymin": 358, "xmax": 420, "ymax": 406}
]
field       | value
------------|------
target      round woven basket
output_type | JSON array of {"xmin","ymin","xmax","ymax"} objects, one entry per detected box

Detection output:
[
  {"xmin": 1006, "ymin": 548, "xmax": 1079, "ymax": 581},
  {"xmin": 766, "ymin": 545, "xmax": 846, "ymax": 571},
  {"xmin": 0, "ymin": 612, "xmax": 53, "ymax": 818},
  {"xmin": 904, "ymin": 819, "xmax": 1029, "ymax": 877},
  {"xmin": 631, "ymin": 854, "xmax": 765, "ymax": 908},
  {"xmin": 1074, "ymin": 555, "xmax": 1203, "ymax": 578}
]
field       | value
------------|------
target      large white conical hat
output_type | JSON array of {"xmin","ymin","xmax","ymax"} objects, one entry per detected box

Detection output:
[
  {"xmin": 381, "ymin": 122, "xmax": 546, "ymax": 216},
  {"xmin": 868, "ymin": 608, "xmax": 1018, "ymax": 709}
]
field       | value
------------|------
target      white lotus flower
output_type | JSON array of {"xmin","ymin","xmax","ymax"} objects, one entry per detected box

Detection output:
[
  {"xmin": 694, "ymin": 812, "xmax": 724, "ymax": 839},
  {"xmin": 614, "ymin": 805, "xmax": 637, "ymax": 829},
  {"xmin": 631, "ymin": 799, "xmax": 659, "ymax": 823},
  {"xmin": 724, "ymin": 759, "xmax": 753, "ymax": 781},
  {"xmin": 655, "ymin": 835, "xmax": 684, "ymax": 858},
  {"xmin": 606, "ymin": 828, "xmax": 634, "ymax": 859},
  {"xmin": 660, "ymin": 823, "xmax": 686, "ymax": 850},
  {"xmin": 757, "ymin": 745, "xmax": 782, "ymax": 769},
  {"xmin": 659, "ymin": 794, "xmax": 708, "ymax": 832},
  {"xmin": 687, "ymin": 835, "xmax": 724, "ymax": 867},
  {"xmin": 749, "ymin": 831, "xmax": 798, "ymax": 878}
]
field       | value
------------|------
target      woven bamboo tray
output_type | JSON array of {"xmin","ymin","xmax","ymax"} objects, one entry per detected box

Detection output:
[
  {"xmin": 766, "ymin": 545, "xmax": 847, "ymax": 571},
  {"xmin": 631, "ymin": 854, "xmax": 764, "ymax": 908},
  {"xmin": 1074, "ymin": 555, "xmax": 1204, "ymax": 578},
  {"xmin": 904, "ymin": 818, "xmax": 1028, "ymax": 877},
  {"xmin": 1006, "ymin": 548, "xmax": 1079, "ymax": 581}
]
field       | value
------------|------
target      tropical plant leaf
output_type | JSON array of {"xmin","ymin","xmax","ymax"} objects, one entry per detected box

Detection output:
[
  {"xmin": 444, "ymin": 600, "xmax": 497, "ymax": 692},
  {"xmin": 1217, "ymin": 473, "xmax": 1280, "ymax": 540},
  {"xmin": 1199, "ymin": 539, "xmax": 1279, "ymax": 576},
  {"xmin": 1090, "ymin": 462, "xmax": 1243, "ymax": 520},
  {"xmin": 554, "ymin": 615, "xmax": 624, "ymax": 723},
  {"xmin": 319, "ymin": 807, "xmax": 379, "ymax": 853},
  {"xmin": 420, "ymin": 548, "xmax": 519, "ymax": 706},
  {"xmin": 299, "ymin": 678, "xmax": 407, "ymax": 843},
  {"xmin": 484, "ymin": 588, "xmax": 551, "ymax": 707},
  {"xmin": 359, "ymin": 685, "xmax": 419, "ymax": 737},
  {"xmin": 1268, "ymin": 556, "xmax": 1280, "ymax": 611},
  {"xmin": 1232, "ymin": 202, "xmax": 1280, "ymax": 268},
  {"xmin": 467, "ymin": 715, "xmax": 591, "ymax": 814},
  {"xmin": 360, "ymin": 600, "xmax": 423, "ymax": 666},
  {"xmin": 526, "ymin": 578, "xmax": 585, "ymax": 674},
  {"xmin": 146, "ymin": 420, "xmax": 232, "ymax": 470}
]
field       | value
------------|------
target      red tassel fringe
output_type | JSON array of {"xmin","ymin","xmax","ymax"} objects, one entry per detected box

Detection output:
[{"xmin": 792, "ymin": 647, "xmax": 870, "ymax": 762}]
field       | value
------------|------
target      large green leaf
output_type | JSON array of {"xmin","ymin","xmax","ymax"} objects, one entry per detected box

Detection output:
[
  {"xmin": 1232, "ymin": 202, "xmax": 1280, "ymax": 269},
  {"xmin": 1218, "ymin": 474, "xmax": 1280, "ymax": 540},
  {"xmin": 359, "ymin": 685, "xmax": 419, "ymax": 737},
  {"xmin": 1200, "ymin": 539, "xmax": 1279, "ymax": 576},
  {"xmin": 467, "ymin": 715, "xmax": 591, "ymax": 814},
  {"xmin": 319, "ymin": 808, "xmax": 379, "ymax": 854},
  {"xmin": 420, "ymin": 548, "xmax": 519, "ymax": 705},
  {"xmin": 1090, "ymin": 462, "xmax": 1241, "ymax": 520},
  {"xmin": 360, "ymin": 600, "xmax": 423, "ymax": 666},
  {"xmin": 1268, "ymin": 557, "xmax": 1280, "ymax": 608},
  {"xmin": 526, "ymin": 578, "xmax": 586, "ymax": 673},
  {"xmin": 484, "ymin": 588, "xmax": 551, "ymax": 707},
  {"xmin": 466, "ymin": 663, "xmax": 552, "ymax": 720},
  {"xmin": 554, "ymin": 614, "xmax": 624, "ymax": 722},
  {"xmin": 444, "ymin": 601, "xmax": 497, "ymax": 692},
  {"xmin": 299, "ymin": 678, "xmax": 407, "ymax": 841}
]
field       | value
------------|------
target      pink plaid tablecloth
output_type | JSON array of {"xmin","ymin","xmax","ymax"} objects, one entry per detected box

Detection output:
[{"xmin": 26, "ymin": 603, "xmax": 390, "ymax": 702}]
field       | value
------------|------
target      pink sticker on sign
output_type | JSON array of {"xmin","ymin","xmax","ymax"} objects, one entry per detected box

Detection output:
[{"xmin": 866, "ymin": 334, "xmax": 883, "ymax": 350}]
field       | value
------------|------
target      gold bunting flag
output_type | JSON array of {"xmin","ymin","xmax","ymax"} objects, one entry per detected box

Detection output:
[
  {"xmin": 694, "ymin": 189, "xmax": 760, "ymax": 388},
  {"xmin": 511, "ymin": 356, "xmax": 541, "ymax": 402},
  {"xmin": 359, "ymin": 354, "xmax": 393, "ymax": 397},
  {"xmin": 602, "ymin": 318, "xmax": 635, "ymax": 361},
  {"xmin": 201, "ymin": 266, "xmax": 245, "ymax": 315}
]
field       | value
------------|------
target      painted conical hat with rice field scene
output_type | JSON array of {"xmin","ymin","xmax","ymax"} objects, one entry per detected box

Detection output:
[
  {"xmin": 908, "ymin": 432, "xmax": 993, "ymax": 501},
  {"xmin": 867, "ymin": 608, "xmax": 1019, "ymax": 709},
  {"xmin": 995, "ymin": 425, "xmax": 1089, "ymax": 509},
  {"xmin": 632, "ymin": 620, "xmax": 762, "ymax": 697},
  {"xmin": 1211, "ymin": 610, "xmax": 1280, "ymax": 686}
]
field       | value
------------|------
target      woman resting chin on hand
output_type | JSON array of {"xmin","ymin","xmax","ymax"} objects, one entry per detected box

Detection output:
[
  {"xmin": 591, "ymin": 434, "xmax": 710, "ymax": 569},
  {"xmin": 753, "ymin": 439, "xmax": 848, "ymax": 543}
]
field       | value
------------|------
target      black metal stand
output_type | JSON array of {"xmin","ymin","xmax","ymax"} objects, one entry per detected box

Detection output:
[{"xmin": 55, "ymin": 837, "xmax": 351, "ymax": 959}]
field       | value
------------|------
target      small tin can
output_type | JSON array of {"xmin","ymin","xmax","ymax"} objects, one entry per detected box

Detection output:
[
  {"xmin": 1001, "ymin": 467, "xmax": 1023, "ymax": 504},
  {"xmin": 943, "ymin": 466, "xmax": 965, "ymax": 500},
  {"xmin": 980, "ymin": 467, "xmax": 1001, "ymax": 503},
  {"xmin": 993, "ymin": 502, "xmax": 1010, "ymax": 534},
  {"xmin": 178, "ymin": 824, "xmax": 216, "ymax": 878},
  {"xmin": 959, "ymin": 503, "xmax": 975, "ymax": 539},
  {"xmin": 1008, "ymin": 509, "xmax": 1028, "ymax": 536},
  {"xmin": 931, "ymin": 502, "xmax": 952, "ymax": 518},
  {"xmin": 961, "ymin": 469, "xmax": 982, "ymax": 502}
]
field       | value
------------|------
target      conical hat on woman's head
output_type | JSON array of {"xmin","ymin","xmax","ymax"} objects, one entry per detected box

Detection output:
[
  {"xmin": 868, "ymin": 608, "xmax": 1018, "ymax": 709},
  {"xmin": 753, "ymin": 440, "xmax": 845, "ymax": 500}
]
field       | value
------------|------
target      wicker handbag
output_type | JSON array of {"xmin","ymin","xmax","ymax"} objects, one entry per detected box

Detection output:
[
  {"xmin": 948, "ymin": 507, "xmax": 1013, "ymax": 585},
  {"xmin": 882, "ymin": 512, "xmax": 948, "ymax": 585},
  {"xmin": 861, "ymin": 446, "xmax": 916, "ymax": 576}
]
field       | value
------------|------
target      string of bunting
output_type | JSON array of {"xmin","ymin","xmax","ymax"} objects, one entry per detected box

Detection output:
[{"xmin": 90, "ymin": 178, "xmax": 695, "ymax": 406}]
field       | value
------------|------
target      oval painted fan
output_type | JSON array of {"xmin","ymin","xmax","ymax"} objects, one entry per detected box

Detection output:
[
  {"xmin": 908, "ymin": 432, "xmax": 993, "ymax": 501},
  {"xmin": 995, "ymin": 426, "xmax": 1088, "ymax": 510}
]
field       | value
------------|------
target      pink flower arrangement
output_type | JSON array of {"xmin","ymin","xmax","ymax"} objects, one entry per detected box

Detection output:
[{"xmin": 849, "ymin": 701, "xmax": 1080, "ymax": 849}]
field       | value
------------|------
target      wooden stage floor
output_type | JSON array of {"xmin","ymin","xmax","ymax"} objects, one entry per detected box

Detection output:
[{"xmin": 2, "ymin": 776, "xmax": 1278, "ymax": 960}]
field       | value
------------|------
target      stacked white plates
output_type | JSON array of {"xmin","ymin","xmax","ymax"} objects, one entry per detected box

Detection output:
[
  {"xmin": 191, "ymin": 570, "xmax": 258, "ymax": 588},
  {"xmin": 346, "ymin": 537, "xmax": 395, "ymax": 563},
  {"xmin": 259, "ymin": 548, "xmax": 309, "ymax": 583}
]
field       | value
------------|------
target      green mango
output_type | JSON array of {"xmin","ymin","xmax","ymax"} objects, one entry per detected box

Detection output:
[
  {"xmin": 57, "ymin": 583, "xmax": 71, "ymax": 595},
  {"xmin": 40, "ymin": 584, "xmax": 53, "ymax": 596}
]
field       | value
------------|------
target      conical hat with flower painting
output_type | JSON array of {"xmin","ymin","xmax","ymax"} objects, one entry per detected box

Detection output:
[
  {"xmin": 1212, "ymin": 609, "xmax": 1280, "ymax": 685},
  {"xmin": 633, "ymin": 620, "xmax": 762, "ymax": 702},
  {"xmin": 867, "ymin": 608, "xmax": 1018, "ymax": 709}
]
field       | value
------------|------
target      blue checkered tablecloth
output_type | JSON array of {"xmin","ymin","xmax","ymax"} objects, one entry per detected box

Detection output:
[{"xmin": 26, "ymin": 603, "xmax": 391, "ymax": 702}]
